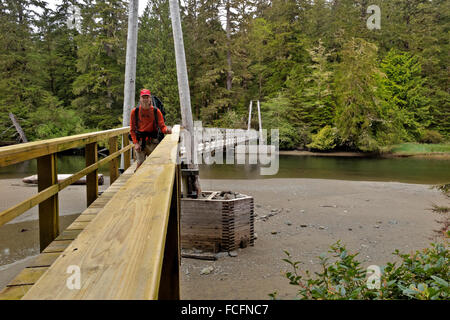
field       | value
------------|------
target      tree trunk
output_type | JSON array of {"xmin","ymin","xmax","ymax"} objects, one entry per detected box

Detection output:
[
  {"xmin": 226, "ymin": 0, "xmax": 232, "ymax": 93},
  {"xmin": 9, "ymin": 113, "xmax": 28, "ymax": 143}
]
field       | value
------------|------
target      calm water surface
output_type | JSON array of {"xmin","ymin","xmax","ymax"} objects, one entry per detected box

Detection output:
[
  {"xmin": 0, "ymin": 154, "xmax": 449, "ymax": 185},
  {"xmin": 198, "ymin": 155, "xmax": 450, "ymax": 184},
  {"xmin": 0, "ymin": 155, "xmax": 110, "ymax": 179}
]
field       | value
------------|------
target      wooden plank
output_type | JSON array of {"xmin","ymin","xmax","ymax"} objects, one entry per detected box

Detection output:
[
  {"xmin": 7, "ymin": 267, "xmax": 48, "ymax": 286},
  {"xmin": 123, "ymin": 133, "xmax": 131, "ymax": 170},
  {"xmin": 22, "ymin": 126, "xmax": 180, "ymax": 300},
  {"xmin": 81, "ymin": 208, "xmax": 101, "ymax": 215},
  {"xmin": 0, "ymin": 127, "xmax": 129, "ymax": 168},
  {"xmin": 26, "ymin": 252, "xmax": 61, "ymax": 268},
  {"xmin": 158, "ymin": 164, "xmax": 180, "ymax": 300},
  {"xmin": 54, "ymin": 229, "xmax": 83, "ymax": 241},
  {"xmin": 85, "ymin": 142, "xmax": 98, "ymax": 207},
  {"xmin": 181, "ymin": 252, "xmax": 217, "ymax": 261},
  {"xmin": 37, "ymin": 153, "xmax": 59, "ymax": 252},
  {"xmin": 43, "ymin": 240, "xmax": 73, "ymax": 253},
  {"xmin": 74, "ymin": 215, "xmax": 96, "ymax": 223},
  {"xmin": 109, "ymin": 136, "xmax": 119, "ymax": 184},
  {"xmin": 66, "ymin": 221, "xmax": 90, "ymax": 230},
  {"xmin": 0, "ymin": 285, "xmax": 34, "ymax": 300}
]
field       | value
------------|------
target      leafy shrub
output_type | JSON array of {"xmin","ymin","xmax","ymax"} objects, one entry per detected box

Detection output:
[
  {"xmin": 277, "ymin": 124, "xmax": 300, "ymax": 150},
  {"xmin": 419, "ymin": 130, "xmax": 444, "ymax": 144},
  {"xmin": 261, "ymin": 95, "xmax": 300, "ymax": 150},
  {"xmin": 27, "ymin": 105, "xmax": 87, "ymax": 140},
  {"xmin": 214, "ymin": 109, "xmax": 246, "ymax": 129},
  {"xmin": 296, "ymin": 125, "xmax": 313, "ymax": 150},
  {"xmin": 271, "ymin": 241, "xmax": 449, "ymax": 300},
  {"xmin": 307, "ymin": 126, "xmax": 337, "ymax": 151}
]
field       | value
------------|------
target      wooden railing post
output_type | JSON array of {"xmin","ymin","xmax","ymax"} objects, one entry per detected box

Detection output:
[
  {"xmin": 158, "ymin": 164, "xmax": 181, "ymax": 300},
  {"xmin": 108, "ymin": 137, "xmax": 119, "ymax": 184},
  {"xmin": 85, "ymin": 142, "xmax": 98, "ymax": 207},
  {"xmin": 37, "ymin": 153, "xmax": 59, "ymax": 252},
  {"xmin": 123, "ymin": 133, "xmax": 131, "ymax": 170}
]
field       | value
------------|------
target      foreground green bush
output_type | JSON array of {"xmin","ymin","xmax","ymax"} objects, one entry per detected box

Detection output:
[{"xmin": 271, "ymin": 241, "xmax": 449, "ymax": 300}]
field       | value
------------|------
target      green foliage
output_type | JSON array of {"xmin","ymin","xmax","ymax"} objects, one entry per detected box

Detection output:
[
  {"xmin": 388, "ymin": 143, "xmax": 450, "ymax": 155},
  {"xmin": 380, "ymin": 49, "xmax": 431, "ymax": 139},
  {"xmin": 0, "ymin": 0, "xmax": 449, "ymax": 146},
  {"xmin": 213, "ymin": 109, "xmax": 246, "ymax": 129},
  {"xmin": 273, "ymin": 241, "xmax": 449, "ymax": 300},
  {"xmin": 296, "ymin": 125, "xmax": 314, "ymax": 150},
  {"xmin": 334, "ymin": 38, "xmax": 393, "ymax": 152},
  {"xmin": 71, "ymin": 0, "xmax": 127, "ymax": 129},
  {"xmin": 261, "ymin": 94, "xmax": 299, "ymax": 150},
  {"xmin": 419, "ymin": 130, "xmax": 444, "ymax": 144},
  {"xmin": 307, "ymin": 126, "xmax": 338, "ymax": 151},
  {"xmin": 286, "ymin": 40, "xmax": 334, "ymax": 132},
  {"xmin": 27, "ymin": 104, "xmax": 86, "ymax": 140}
]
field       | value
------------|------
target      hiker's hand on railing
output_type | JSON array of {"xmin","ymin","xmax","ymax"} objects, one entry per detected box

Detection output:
[{"xmin": 166, "ymin": 126, "xmax": 172, "ymax": 134}]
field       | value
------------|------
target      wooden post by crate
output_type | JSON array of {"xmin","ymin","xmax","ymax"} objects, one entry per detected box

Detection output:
[
  {"xmin": 108, "ymin": 136, "xmax": 119, "ymax": 184},
  {"xmin": 158, "ymin": 164, "xmax": 181, "ymax": 300},
  {"xmin": 37, "ymin": 154, "xmax": 59, "ymax": 252},
  {"xmin": 123, "ymin": 133, "xmax": 131, "ymax": 170},
  {"xmin": 181, "ymin": 192, "xmax": 255, "ymax": 253},
  {"xmin": 85, "ymin": 142, "xmax": 98, "ymax": 207}
]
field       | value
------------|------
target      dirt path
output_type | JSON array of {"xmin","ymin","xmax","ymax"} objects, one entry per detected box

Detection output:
[{"xmin": 0, "ymin": 178, "xmax": 447, "ymax": 298}]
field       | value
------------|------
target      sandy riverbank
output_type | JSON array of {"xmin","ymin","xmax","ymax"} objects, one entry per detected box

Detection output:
[{"xmin": 0, "ymin": 177, "xmax": 448, "ymax": 298}]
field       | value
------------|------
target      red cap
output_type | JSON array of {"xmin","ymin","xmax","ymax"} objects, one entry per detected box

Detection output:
[{"xmin": 140, "ymin": 89, "xmax": 151, "ymax": 96}]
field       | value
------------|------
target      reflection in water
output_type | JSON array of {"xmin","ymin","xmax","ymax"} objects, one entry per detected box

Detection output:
[{"xmin": 0, "ymin": 154, "xmax": 449, "ymax": 185}]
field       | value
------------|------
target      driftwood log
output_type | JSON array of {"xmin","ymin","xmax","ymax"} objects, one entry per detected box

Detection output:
[
  {"xmin": 22, "ymin": 174, "xmax": 104, "ymax": 185},
  {"xmin": 9, "ymin": 113, "xmax": 28, "ymax": 143}
]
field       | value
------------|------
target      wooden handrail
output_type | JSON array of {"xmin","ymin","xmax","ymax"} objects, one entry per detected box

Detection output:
[
  {"xmin": 0, "ymin": 144, "xmax": 133, "ymax": 228},
  {"xmin": 0, "ymin": 127, "xmax": 133, "ymax": 251},
  {"xmin": 21, "ymin": 126, "xmax": 181, "ymax": 300},
  {"xmin": 0, "ymin": 127, "xmax": 130, "ymax": 168}
]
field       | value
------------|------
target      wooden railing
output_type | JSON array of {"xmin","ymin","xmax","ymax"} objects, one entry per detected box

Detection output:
[
  {"xmin": 20, "ymin": 125, "xmax": 181, "ymax": 299},
  {"xmin": 0, "ymin": 127, "xmax": 133, "ymax": 251}
]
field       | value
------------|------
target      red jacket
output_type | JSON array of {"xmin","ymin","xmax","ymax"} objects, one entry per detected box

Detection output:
[{"xmin": 130, "ymin": 105, "xmax": 168, "ymax": 144}]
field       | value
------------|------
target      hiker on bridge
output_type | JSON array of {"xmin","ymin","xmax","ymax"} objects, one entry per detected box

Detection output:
[{"xmin": 130, "ymin": 89, "xmax": 172, "ymax": 171}]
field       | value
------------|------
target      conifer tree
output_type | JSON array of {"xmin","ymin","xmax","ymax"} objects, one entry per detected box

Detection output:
[
  {"xmin": 137, "ymin": 0, "xmax": 180, "ymax": 125},
  {"xmin": 0, "ymin": 0, "xmax": 60, "ymax": 140},
  {"xmin": 286, "ymin": 40, "xmax": 333, "ymax": 133},
  {"xmin": 334, "ymin": 38, "xmax": 397, "ymax": 151},
  {"xmin": 380, "ymin": 49, "xmax": 431, "ymax": 140},
  {"xmin": 71, "ymin": 0, "xmax": 127, "ymax": 130}
]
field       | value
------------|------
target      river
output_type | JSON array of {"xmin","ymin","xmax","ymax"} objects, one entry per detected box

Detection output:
[{"xmin": 0, "ymin": 153, "xmax": 449, "ymax": 185}]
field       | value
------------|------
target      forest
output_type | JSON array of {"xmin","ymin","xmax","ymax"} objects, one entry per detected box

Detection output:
[{"xmin": 0, "ymin": 0, "xmax": 448, "ymax": 151}]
